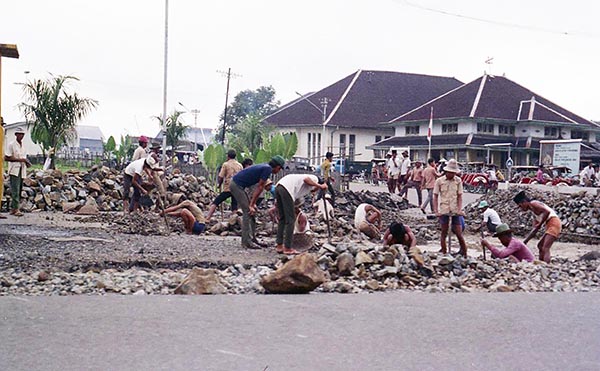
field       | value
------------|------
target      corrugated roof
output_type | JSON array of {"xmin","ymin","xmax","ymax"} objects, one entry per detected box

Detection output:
[
  {"xmin": 264, "ymin": 70, "xmax": 463, "ymax": 129},
  {"xmin": 76, "ymin": 125, "xmax": 104, "ymax": 140}
]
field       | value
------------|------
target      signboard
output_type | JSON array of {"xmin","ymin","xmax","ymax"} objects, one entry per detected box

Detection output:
[
  {"xmin": 539, "ymin": 139, "xmax": 581, "ymax": 174},
  {"xmin": 506, "ymin": 158, "xmax": 513, "ymax": 169}
]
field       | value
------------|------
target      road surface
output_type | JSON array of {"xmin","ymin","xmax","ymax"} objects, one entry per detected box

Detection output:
[{"xmin": 1, "ymin": 293, "xmax": 598, "ymax": 370}]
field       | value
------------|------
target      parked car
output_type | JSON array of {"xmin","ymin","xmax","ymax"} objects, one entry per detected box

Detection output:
[{"xmin": 285, "ymin": 156, "xmax": 315, "ymax": 172}]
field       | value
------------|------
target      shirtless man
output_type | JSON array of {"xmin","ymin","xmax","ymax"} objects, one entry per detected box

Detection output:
[
  {"xmin": 383, "ymin": 221, "xmax": 416, "ymax": 248},
  {"xmin": 162, "ymin": 199, "xmax": 206, "ymax": 235},
  {"xmin": 513, "ymin": 190, "xmax": 561, "ymax": 263}
]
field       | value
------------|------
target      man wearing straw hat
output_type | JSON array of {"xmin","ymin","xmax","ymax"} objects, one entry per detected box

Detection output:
[
  {"xmin": 480, "ymin": 223, "xmax": 534, "ymax": 263},
  {"xmin": 5, "ymin": 126, "xmax": 31, "ymax": 216},
  {"xmin": 433, "ymin": 159, "xmax": 467, "ymax": 257}
]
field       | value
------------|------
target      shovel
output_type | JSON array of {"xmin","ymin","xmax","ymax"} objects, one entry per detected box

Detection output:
[
  {"xmin": 480, "ymin": 227, "xmax": 487, "ymax": 261},
  {"xmin": 322, "ymin": 197, "xmax": 332, "ymax": 244}
]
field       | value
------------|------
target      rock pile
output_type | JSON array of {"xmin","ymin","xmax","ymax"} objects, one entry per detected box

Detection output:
[
  {"xmin": 1, "ymin": 252, "xmax": 598, "ymax": 295},
  {"xmin": 2, "ymin": 166, "xmax": 216, "ymax": 214},
  {"xmin": 464, "ymin": 187, "xmax": 600, "ymax": 243}
]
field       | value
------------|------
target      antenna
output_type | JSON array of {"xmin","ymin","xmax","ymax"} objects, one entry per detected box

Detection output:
[{"xmin": 485, "ymin": 57, "xmax": 494, "ymax": 75}]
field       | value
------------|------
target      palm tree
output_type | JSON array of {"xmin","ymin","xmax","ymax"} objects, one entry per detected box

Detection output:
[
  {"xmin": 19, "ymin": 75, "xmax": 98, "ymax": 169},
  {"xmin": 154, "ymin": 110, "xmax": 188, "ymax": 149}
]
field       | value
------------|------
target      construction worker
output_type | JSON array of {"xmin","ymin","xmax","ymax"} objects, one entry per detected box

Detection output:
[
  {"xmin": 319, "ymin": 151, "xmax": 336, "ymax": 205},
  {"xmin": 480, "ymin": 223, "xmax": 534, "ymax": 262},
  {"xmin": 354, "ymin": 203, "xmax": 382, "ymax": 239},
  {"xmin": 229, "ymin": 156, "xmax": 285, "ymax": 249},
  {"xmin": 205, "ymin": 149, "xmax": 242, "ymax": 221},
  {"xmin": 0, "ymin": 119, "xmax": 5, "ymax": 218},
  {"xmin": 433, "ymin": 159, "xmax": 467, "ymax": 257},
  {"xmin": 5, "ymin": 127, "xmax": 31, "ymax": 216},
  {"xmin": 131, "ymin": 135, "xmax": 149, "ymax": 161},
  {"xmin": 514, "ymin": 190, "xmax": 561, "ymax": 263},
  {"xmin": 162, "ymin": 199, "xmax": 207, "ymax": 235}
]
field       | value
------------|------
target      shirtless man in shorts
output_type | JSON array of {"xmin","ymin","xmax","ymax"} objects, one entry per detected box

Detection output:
[
  {"xmin": 162, "ymin": 199, "xmax": 206, "ymax": 235},
  {"xmin": 383, "ymin": 221, "xmax": 416, "ymax": 248},
  {"xmin": 513, "ymin": 190, "xmax": 561, "ymax": 263}
]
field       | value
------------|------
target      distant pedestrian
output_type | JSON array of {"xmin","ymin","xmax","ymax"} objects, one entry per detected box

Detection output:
[
  {"xmin": 420, "ymin": 158, "xmax": 440, "ymax": 214},
  {"xmin": 229, "ymin": 156, "xmax": 285, "ymax": 249},
  {"xmin": 386, "ymin": 150, "xmax": 400, "ymax": 194},
  {"xmin": 131, "ymin": 135, "xmax": 149, "ymax": 161},
  {"xmin": 0, "ymin": 120, "xmax": 6, "ymax": 218},
  {"xmin": 400, "ymin": 160, "xmax": 423, "ymax": 205},
  {"xmin": 514, "ymin": 190, "xmax": 561, "ymax": 263},
  {"xmin": 5, "ymin": 127, "xmax": 31, "ymax": 216},
  {"xmin": 478, "ymin": 200, "xmax": 502, "ymax": 233},
  {"xmin": 480, "ymin": 223, "xmax": 535, "ymax": 262},
  {"xmin": 433, "ymin": 159, "xmax": 467, "ymax": 257},
  {"xmin": 319, "ymin": 152, "xmax": 336, "ymax": 206},
  {"xmin": 536, "ymin": 164, "xmax": 545, "ymax": 183},
  {"xmin": 205, "ymin": 149, "xmax": 242, "ymax": 221},
  {"xmin": 398, "ymin": 150, "xmax": 411, "ymax": 193},
  {"xmin": 354, "ymin": 203, "xmax": 382, "ymax": 239}
]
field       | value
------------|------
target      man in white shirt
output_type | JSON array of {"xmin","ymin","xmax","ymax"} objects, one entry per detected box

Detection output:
[
  {"xmin": 131, "ymin": 135, "xmax": 149, "ymax": 161},
  {"xmin": 354, "ymin": 203, "xmax": 382, "ymax": 239},
  {"xmin": 478, "ymin": 200, "xmax": 502, "ymax": 233},
  {"xmin": 579, "ymin": 163, "xmax": 596, "ymax": 187},
  {"xmin": 123, "ymin": 155, "xmax": 161, "ymax": 213},
  {"xmin": 4, "ymin": 127, "xmax": 31, "ymax": 216},
  {"xmin": 386, "ymin": 150, "xmax": 400, "ymax": 194},
  {"xmin": 275, "ymin": 174, "xmax": 328, "ymax": 255},
  {"xmin": 399, "ymin": 150, "xmax": 411, "ymax": 193}
]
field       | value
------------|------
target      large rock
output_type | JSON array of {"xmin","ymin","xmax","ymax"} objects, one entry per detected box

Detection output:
[
  {"xmin": 261, "ymin": 253, "xmax": 326, "ymax": 294},
  {"xmin": 336, "ymin": 252, "xmax": 355, "ymax": 276},
  {"xmin": 174, "ymin": 268, "xmax": 226, "ymax": 295},
  {"xmin": 62, "ymin": 201, "xmax": 80, "ymax": 213},
  {"xmin": 87, "ymin": 181, "xmax": 102, "ymax": 193},
  {"xmin": 77, "ymin": 197, "xmax": 99, "ymax": 215}
]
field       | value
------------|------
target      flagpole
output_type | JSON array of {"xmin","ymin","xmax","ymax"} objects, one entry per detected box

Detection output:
[{"xmin": 427, "ymin": 106, "xmax": 433, "ymax": 159}]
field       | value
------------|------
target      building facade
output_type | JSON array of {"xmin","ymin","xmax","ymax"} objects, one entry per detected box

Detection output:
[
  {"xmin": 264, "ymin": 70, "xmax": 463, "ymax": 165},
  {"xmin": 369, "ymin": 74, "xmax": 600, "ymax": 168}
]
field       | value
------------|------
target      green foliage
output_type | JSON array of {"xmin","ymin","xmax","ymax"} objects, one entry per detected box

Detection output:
[
  {"xmin": 114, "ymin": 135, "xmax": 134, "ymax": 167},
  {"xmin": 284, "ymin": 132, "xmax": 298, "ymax": 160},
  {"xmin": 154, "ymin": 110, "xmax": 189, "ymax": 149},
  {"xmin": 270, "ymin": 133, "xmax": 285, "ymax": 157},
  {"xmin": 219, "ymin": 86, "xmax": 280, "ymax": 136},
  {"xmin": 255, "ymin": 149, "xmax": 270, "ymax": 164},
  {"xmin": 18, "ymin": 74, "xmax": 98, "ymax": 168},
  {"xmin": 103, "ymin": 135, "xmax": 116, "ymax": 157}
]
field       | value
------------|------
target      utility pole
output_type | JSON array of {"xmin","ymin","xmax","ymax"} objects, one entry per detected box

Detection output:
[
  {"xmin": 161, "ymin": 0, "xmax": 169, "ymax": 168},
  {"xmin": 217, "ymin": 68, "xmax": 241, "ymax": 144},
  {"xmin": 320, "ymin": 97, "xmax": 330, "ymax": 155}
]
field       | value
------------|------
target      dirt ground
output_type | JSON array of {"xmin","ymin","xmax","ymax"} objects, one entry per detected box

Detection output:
[{"xmin": 0, "ymin": 206, "xmax": 596, "ymax": 275}]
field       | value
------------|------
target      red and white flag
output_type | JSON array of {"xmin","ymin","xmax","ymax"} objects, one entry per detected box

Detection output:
[{"xmin": 427, "ymin": 107, "xmax": 433, "ymax": 143}]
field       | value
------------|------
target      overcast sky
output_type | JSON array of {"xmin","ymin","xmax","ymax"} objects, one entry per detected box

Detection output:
[{"xmin": 1, "ymin": 0, "xmax": 599, "ymax": 141}]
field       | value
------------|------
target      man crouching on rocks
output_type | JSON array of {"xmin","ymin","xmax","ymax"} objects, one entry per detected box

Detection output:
[
  {"xmin": 275, "ymin": 174, "xmax": 328, "ymax": 254},
  {"xmin": 162, "ymin": 199, "xmax": 207, "ymax": 235},
  {"xmin": 513, "ymin": 190, "xmax": 561, "ymax": 263},
  {"xmin": 354, "ymin": 203, "xmax": 382, "ymax": 239},
  {"xmin": 480, "ymin": 223, "xmax": 534, "ymax": 263},
  {"xmin": 229, "ymin": 156, "xmax": 285, "ymax": 249},
  {"xmin": 383, "ymin": 222, "xmax": 416, "ymax": 248}
]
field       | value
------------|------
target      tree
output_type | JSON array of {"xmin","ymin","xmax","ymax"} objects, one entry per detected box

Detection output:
[
  {"xmin": 18, "ymin": 75, "xmax": 98, "ymax": 169},
  {"xmin": 219, "ymin": 85, "xmax": 279, "ymax": 137},
  {"xmin": 227, "ymin": 114, "xmax": 272, "ymax": 158},
  {"xmin": 154, "ymin": 110, "xmax": 188, "ymax": 149}
]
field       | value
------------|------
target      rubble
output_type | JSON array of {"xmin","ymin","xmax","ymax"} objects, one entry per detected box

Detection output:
[
  {"xmin": 1, "ymin": 166, "xmax": 216, "ymax": 214},
  {"xmin": 464, "ymin": 187, "xmax": 600, "ymax": 243}
]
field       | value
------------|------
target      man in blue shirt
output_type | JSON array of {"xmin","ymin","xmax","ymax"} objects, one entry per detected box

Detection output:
[{"xmin": 230, "ymin": 155, "xmax": 285, "ymax": 249}]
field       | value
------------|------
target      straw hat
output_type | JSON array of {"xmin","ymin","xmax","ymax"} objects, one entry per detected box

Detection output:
[{"xmin": 444, "ymin": 159, "xmax": 460, "ymax": 173}]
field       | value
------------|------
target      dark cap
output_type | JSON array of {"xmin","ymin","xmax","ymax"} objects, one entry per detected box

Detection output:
[{"xmin": 325, "ymin": 152, "xmax": 334, "ymax": 159}]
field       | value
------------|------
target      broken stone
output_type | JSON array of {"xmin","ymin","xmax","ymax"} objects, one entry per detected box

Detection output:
[
  {"xmin": 174, "ymin": 268, "xmax": 226, "ymax": 295},
  {"xmin": 260, "ymin": 253, "xmax": 326, "ymax": 294},
  {"xmin": 336, "ymin": 252, "xmax": 355, "ymax": 276}
]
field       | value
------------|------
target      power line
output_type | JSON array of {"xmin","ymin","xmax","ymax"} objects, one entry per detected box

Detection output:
[{"xmin": 396, "ymin": 0, "xmax": 599, "ymax": 38}]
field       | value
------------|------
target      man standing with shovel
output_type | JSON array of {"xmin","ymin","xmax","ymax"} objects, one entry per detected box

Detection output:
[{"xmin": 433, "ymin": 159, "xmax": 467, "ymax": 257}]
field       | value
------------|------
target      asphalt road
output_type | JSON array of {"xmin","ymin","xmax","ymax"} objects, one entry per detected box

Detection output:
[{"xmin": 1, "ymin": 293, "xmax": 599, "ymax": 371}]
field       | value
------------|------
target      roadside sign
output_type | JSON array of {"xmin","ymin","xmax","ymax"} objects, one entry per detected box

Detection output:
[{"xmin": 506, "ymin": 158, "xmax": 513, "ymax": 168}]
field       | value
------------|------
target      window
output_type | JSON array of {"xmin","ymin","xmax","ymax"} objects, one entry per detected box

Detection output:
[
  {"xmin": 571, "ymin": 131, "xmax": 589, "ymax": 141},
  {"xmin": 499, "ymin": 125, "xmax": 515, "ymax": 135},
  {"xmin": 349, "ymin": 134, "xmax": 356, "ymax": 161},
  {"xmin": 405, "ymin": 126, "xmax": 420, "ymax": 135},
  {"xmin": 375, "ymin": 135, "xmax": 382, "ymax": 143},
  {"xmin": 442, "ymin": 123, "xmax": 458, "ymax": 133},
  {"xmin": 339, "ymin": 134, "xmax": 346, "ymax": 156},
  {"xmin": 317, "ymin": 133, "xmax": 321, "ymax": 158},
  {"xmin": 477, "ymin": 123, "xmax": 494, "ymax": 134},
  {"xmin": 544, "ymin": 127, "xmax": 558, "ymax": 138},
  {"xmin": 307, "ymin": 133, "xmax": 312, "ymax": 164}
]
